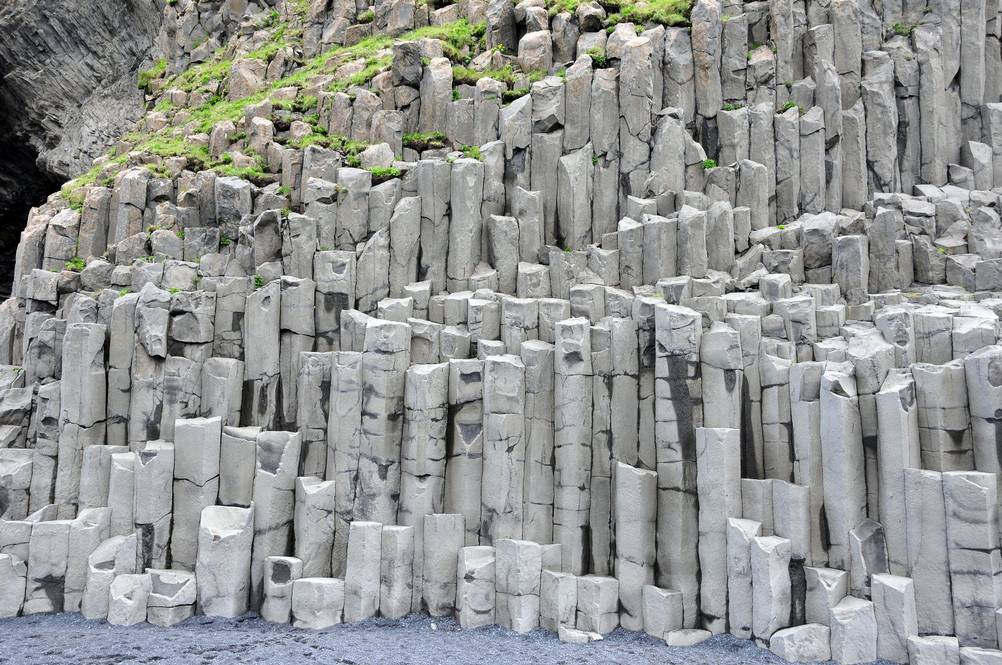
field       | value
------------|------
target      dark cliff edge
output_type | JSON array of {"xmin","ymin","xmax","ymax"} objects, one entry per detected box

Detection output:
[{"xmin": 0, "ymin": 0, "xmax": 164, "ymax": 292}]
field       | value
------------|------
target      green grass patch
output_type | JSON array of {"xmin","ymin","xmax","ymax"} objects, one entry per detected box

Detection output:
[
  {"xmin": 330, "ymin": 55, "xmax": 392, "ymax": 92},
  {"xmin": 368, "ymin": 166, "xmax": 401, "ymax": 183},
  {"xmin": 64, "ymin": 257, "xmax": 85, "ymax": 272},
  {"xmin": 172, "ymin": 58, "xmax": 234, "ymax": 93},
  {"xmin": 781, "ymin": 100, "xmax": 803, "ymax": 114},
  {"xmin": 403, "ymin": 131, "xmax": 447, "ymax": 151},
  {"xmin": 452, "ymin": 64, "xmax": 516, "ymax": 85},
  {"xmin": 138, "ymin": 58, "xmax": 168, "ymax": 92},
  {"xmin": 246, "ymin": 24, "xmax": 299, "ymax": 62},
  {"xmin": 892, "ymin": 21, "xmax": 914, "ymax": 37},
  {"xmin": 604, "ymin": 0, "xmax": 692, "ymax": 27},
  {"xmin": 502, "ymin": 86, "xmax": 530, "ymax": 103},
  {"xmin": 85, "ymin": 19, "xmax": 491, "ymax": 200},
  {"xmin": 585, "ymin": 47, "xmax": 608, "ymax": 68}
]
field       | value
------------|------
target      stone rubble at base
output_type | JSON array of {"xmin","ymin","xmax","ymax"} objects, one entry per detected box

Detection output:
[{"xmin": 5, "ymin": 0, "xmax": 1002, "ymax": 663}]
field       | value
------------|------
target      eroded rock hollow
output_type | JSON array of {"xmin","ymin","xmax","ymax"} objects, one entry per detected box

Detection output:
[{"xmin": 0, "ymin": 0, "xmax": 164, "ymax": 293}]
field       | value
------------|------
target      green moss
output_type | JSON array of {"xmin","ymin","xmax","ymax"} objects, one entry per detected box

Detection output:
[
  {"xmin": 702, "ymin": 158, "xmax": 717, "ymax": 170},
  {"xmin": 338, "ymin": 19, "xmax": 483, "ymax": 67},
  {"xmin": 293, "ymin": 95, "xmax": 318, "ymax": 112},
  {"xmin": 403, "ymin": 131, "xmax": 447, "ymax": 151},
  {"xmin": 547, "ymin": 0, "xmax": 582, "ymax": 16},
  {"xmin": 138, "ymin": 58, "xmax": 167, "ymax": 92},
  {"xmin": 287, "ymin": 133, "xmax": 332, "ymax": 149},
  {"xmin": 168, "ymin": 287, "xmax": 181, "ymax": 295},
  {"xmin": 357, "ymin": 9, "xmax": 375, "ymax": 23},
  {"xmin": 246, "ymin": 24, "xmax": 303, "ymax": 63},
  {"xmin": 60, "ymin": 166, "xmax": 104, "ymax": 211},
  {"xmin": 63, "ymin": 193, "xmax": 85, "ymax": 212},
  {"xmin": 604, "ymin": 0, "xmax": 693, "ymax": 28},
  {"xmin": 171, "ymin": 19, "xmax": 481, "ymax": 127},
  {"xmin": 527, "ymin": 69, "xmax": 547, "ymax": 83},
  {"xmin": 103, "ymin": 19, "xmax": 489, "ymax": 194},
  {"xmin": 369, "ymin": 166, "xmax": 402, "ymax": 182},
  {"xmin": 585, "ymin": 46, "xmax": 608, "ymax": 68},
  {"xmin": 142, "ymin": 136, "xmax": 212, "ymax": 165},
  {"xmin": 118, "ymin": 288, "xmax": 130, "ymax": 297},
  {"xmin": 219, "ymin": 234, "xmax": 233, "ymax": 248},
  {"xmin": 452, "ymin": 64, "xmax": 515, "ymax": 85},
  {"xmin": 146, "ymin": 163, "xmax": 174, "ymax": 180},
  {"xmin": 330, "ymin": 54, "xmax": 392, "ymax": 92},
  {"xmin": 722, "ymin": 102, "xmax": 743, "ymax": 111},
  {"xmin": 461, "ymin": 145, "xmax": 482, "ymax": 160},
  {"xmin": 262, "ymin": 9, "xmax": 281, "ymax": 27},
  {"xmin": 172, "ymin": 58, "xmax": 233, "ymax": 94},
  {"xmin": 781, "ymin": 100, "xmax": 804, "ymax": 114},
  {"xmin": 214, "ymin": 165, "xmax": 267, "ymax": 180},
  {"xmin": 254, "ymin": 274, "xmax": 265, "ymax": 289},
  {"xmin": 64, "ymin": 257, "xmax": 85, "ymax": 272},
  {"xmin": 892, "ymin": 21, "xmax": 914, "ymax": 37},
  {"xmin": 502, "ymin": 86, "xmax": 530, "ymax": 103},
  {"xmin": 330, "ymin": 137, "xmax": 369, "ymax": 155}
]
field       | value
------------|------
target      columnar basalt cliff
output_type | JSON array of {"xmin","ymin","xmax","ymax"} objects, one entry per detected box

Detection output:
[
  {"xmin": 0, "ymin": 0, "xmax": 165, "ymax": 292},
  {"xmin": 3, "ymin": 0, "xmax": 1002, "ymax": 662}
]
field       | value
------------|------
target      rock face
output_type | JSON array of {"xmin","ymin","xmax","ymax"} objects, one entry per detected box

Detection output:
[
  {"xmin": 4, "ymin": 0, "xmax": 1002, "ymax": 662},
  {"xmin": 0, "ymin": 0, "xmax": 164, "ymax": 292},
  {"xmin": 0, "ymin": 0, "xmax": 161, "ymax": 177}
]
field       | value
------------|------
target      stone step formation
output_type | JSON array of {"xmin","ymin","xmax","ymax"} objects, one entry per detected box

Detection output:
[{"xmin": 2, "ymin": 0, "xmax": 1002, "ymax": 662}]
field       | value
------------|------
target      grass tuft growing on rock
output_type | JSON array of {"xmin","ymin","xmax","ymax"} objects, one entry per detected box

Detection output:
[
  {"xmin": 603, "ymin": 0, "xmax": 693, "ymax": 27},
  {"xmin": 585, "ymin": 47, "xmax": 608, "ymax": 68},
  {"xmin": 368, "ymin": 166, "xmax": 402, "ymax": 183},
  {"xmin": 64, "ymin": 257, "xmax": 85, "ymax": 272},
  {"xmin": 891, "ymin": 21, "xmax": 915, "ymax": 37},
  {"xmin": 138, "ymin": 58, "xmax": 168, "ymax": 92},
  {"xmin": 403, "ymin": 131, "xmax": 448, "ymax": 151}
]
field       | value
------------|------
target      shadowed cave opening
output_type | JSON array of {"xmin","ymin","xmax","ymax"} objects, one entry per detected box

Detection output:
[{"xmin": 0, "ymin": 97, "xmax": 65, "ymax": 297}]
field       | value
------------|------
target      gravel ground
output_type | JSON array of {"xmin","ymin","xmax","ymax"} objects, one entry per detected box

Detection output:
[{"xmin": 0, "ymin": 613, "xmax": 871, "ymax": 665}]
